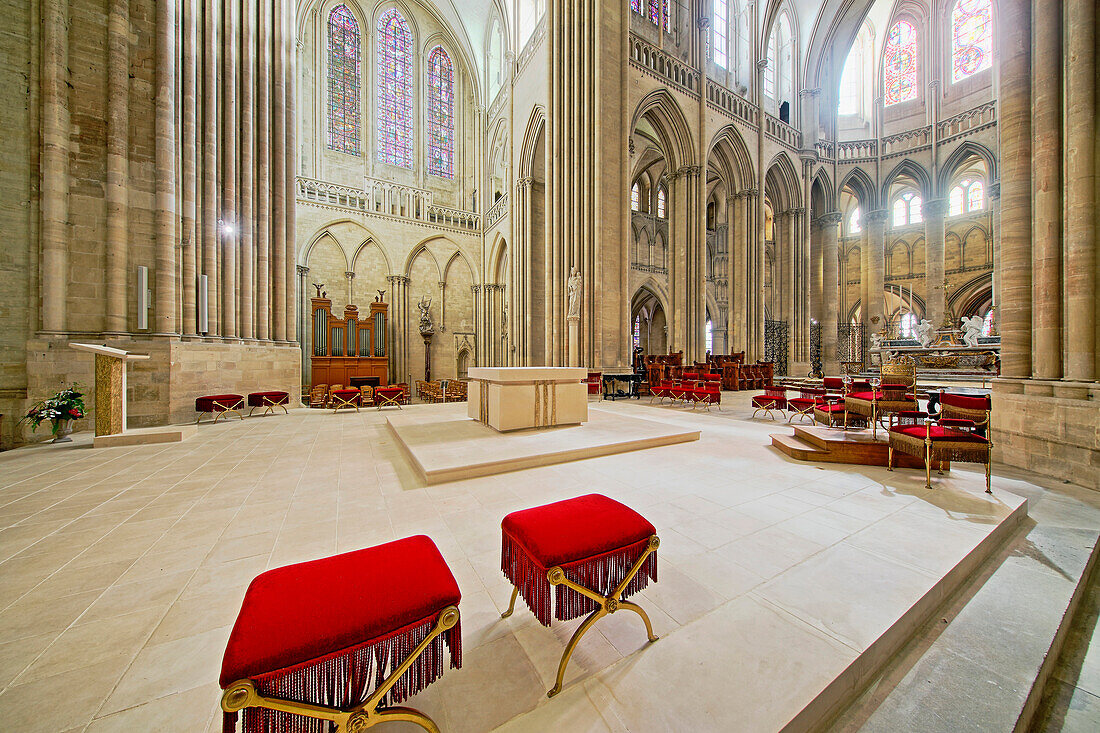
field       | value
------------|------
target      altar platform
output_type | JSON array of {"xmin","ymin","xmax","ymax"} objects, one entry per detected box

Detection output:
[
  {"xmin": 771, "ymin": 424, "xmax": 949, "ymax": 470},
  {"xmin": 387, "ymin": 402, "xmax": 699, "ymax": 484}
]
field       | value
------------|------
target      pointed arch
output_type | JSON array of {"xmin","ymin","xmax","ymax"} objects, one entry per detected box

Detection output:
[
  {"xmin": 707, "ymin": 124, "xmax": 755, "ymax": 192},
  {"xmin": 518, "ymin": 105, "xmax": 547, "ymax": 178},
  {"xmin": 426, "ymin": 45, "xmax": 455, "ymax": 178},
  {"xmin": 443, "ymin": 248, "xmax": 477, "ymax": 283},
  {"xmin": 764, "ymin": 152, "xmax": 802, "ymax": 211},
  {"xmin": 376, "ymin": 6, "xmax": 415, "ymax": 169},
  {"xmin": 881, "ymin": 158, "xmax": 932, "ymax": 202},
  {"xmin": 631, "ymin": 89, "xmax": 696, "ymax": 170},
  {"xmin": 327, "ymin": 4, "xmax": 362, "ymax": 154},
  {"xmin": 631, "ymin": 279, "xmax": 671, "ymax": 323},
  {"xmin": 305, "ymin": 231, "xmax": 351, "ymax": 270},
  {"xmin": 351, "ymin": 238, "xmax": 393, "ymax": 273},
  {"xmin": 811, "ymin": 168, "xmax": 835, "ymax": 213},
  {"xmin": 403, "ymin": 239, "xmax": 443, "ymax": 280},
  {"xmin": 838, "ymin": 166, "xmax": 876, "ymax": 209},
  {"xmin": 937, "ymin": 140, "xmax": 997, "ymax": 192}
]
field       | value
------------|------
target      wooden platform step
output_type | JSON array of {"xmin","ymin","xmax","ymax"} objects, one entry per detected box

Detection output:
[{"xmin": 771, "ymin": 424, "xmax": 947, "ymax": 469}]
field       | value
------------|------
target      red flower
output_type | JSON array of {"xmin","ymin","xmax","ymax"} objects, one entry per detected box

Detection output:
[{"xmin": 68, "ymin": 408, "xmax": 83, "ymax": 418}]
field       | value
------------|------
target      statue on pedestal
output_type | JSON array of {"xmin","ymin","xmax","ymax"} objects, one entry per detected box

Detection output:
[
  {"xmin": 417, "ymin": 295, "xmax": 434, "ymax": 335},
  {"xmin": 567, "ymin": 268, "xmax": 582, "ymax": 320}
]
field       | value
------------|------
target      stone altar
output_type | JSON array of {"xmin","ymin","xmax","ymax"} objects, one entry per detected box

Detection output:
[{"xmin": 467, "ymin": 367, "xmax": 588, "ymax": 432}]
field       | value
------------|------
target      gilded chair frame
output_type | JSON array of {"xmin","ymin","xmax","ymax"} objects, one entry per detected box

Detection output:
[
  {"xmin": 887, "ymin": 396, "xmax": 993, "ymax": 493},
  {"xmin": 844, "ymin": 359, "xmax": 917, "ymax": 438},
  {"xmin": 196, "ymin": 397, "xmax": 245, "ymax": 425},
  {"xmin": 220, "ymin": 606, "xmax": 459, "ymax": 733},
  {"xmin": 501, "ymin": 536, "xmax": 660, "ymax": 699},
  {"xmin": 248, "ymin": 395, "xmax": 290, "ymax": 417}
]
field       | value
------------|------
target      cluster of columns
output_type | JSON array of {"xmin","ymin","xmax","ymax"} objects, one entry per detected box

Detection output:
[
  {"xmin": 998, "ymin": 0, "xmax": 1098, "ymax": 383},
  {"xmin": 724, "ymin": 190, "xmax": 765, "ymax": 361},
  {"xmin": 773, "ymin": 206, "xmax": 810, "ymax": 365},
  {"xmin": 810, "ymin": 211, "xmax": 842, "ymax": 372},
  {"xmin": 179, "ymin": 0, "xmax": 297, "ymax": 342}
]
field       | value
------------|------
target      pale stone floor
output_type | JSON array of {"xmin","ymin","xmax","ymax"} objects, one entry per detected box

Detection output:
[{"xmin": 0, "ymin": 393, "xmax": 1095, "ymax": 732}]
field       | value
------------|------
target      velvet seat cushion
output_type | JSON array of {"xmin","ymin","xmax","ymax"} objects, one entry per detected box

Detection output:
[
  {"xmin": 501, "ymin": 494, "xmax": 655, "ymax": 569},
  {"xmin": 220, "ymin": 535, "xmax": 460, "ymax": 687},
  {"xmin": 196, "ymin": 394, "xmax": 243, "ymax": 412},
  {"xmin": 247, "ymin": 391, "xmax": 289, "ymax": 407},
  {"xmin": 889, "ymin": 425, "xmax": 988, "ymax": 443},
  {"xmin": 787, "ymin": 397, "xmax": 817, "ymax": 410}
]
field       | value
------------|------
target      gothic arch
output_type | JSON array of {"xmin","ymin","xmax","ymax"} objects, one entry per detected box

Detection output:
[
  {"xmin": 305, "ymin": 231, "xmax": 350, "ymax": 270},
  {"xmin": 881, "ymin": 158, "xmax": 932, "ymax": 202},
  {"xmin": 631, "ymin": 89, "xmax": 696, "ymax": 170},
  {"xmin": 707, "ymin": 125, "xmax": 755, "ymax": 191},
  {"xmin": 839, "ymin": 166, "xmax": 877, "ymax": 210},
  {"xmin": 403, "ymin": 239, "xmax": 443, "ymax": 280},
  {"xmin": 811, "ymin": 168, "xmax": 835, "ymax": 213},
  {"xmin": 351, "ymin": 238, "xmax": 393, "ymax": 273},
  {"xmin": 632, "ymin": 279, "xmax": 671, "ymax": 320},
  {"xmin": 951, "ymin": 272, "xmax": 993, "ymax": 316},
  {"xmin": 938, "ymin": 140, "xmax": 997, "ymax": 192},
  {"xmin": 518, "ymin": 105, "xmax": 546, "ymax": 178},
  {"xmin": 764, "ymin": 152, "xmax": 802, "ymax": 211},
  {"xmin": 299, "ymin": 217, "xmax": 379, "ymax": 263},
  {"xmin": 442, "ymin": 249, "xmax": 476, "ymax": 283}
]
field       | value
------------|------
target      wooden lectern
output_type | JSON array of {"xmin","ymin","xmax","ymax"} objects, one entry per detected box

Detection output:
[{"xmin": 70, "ymin": 343, "xmax": 150, "ymax": 437}]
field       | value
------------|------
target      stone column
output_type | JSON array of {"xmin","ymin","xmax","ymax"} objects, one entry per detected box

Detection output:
[
  {"xmin": 989, "ymin": 182, "xmax": 1001, "ymax": 333},
  {"xmin": 1065, "ymin": 0, "xmax": 1097, "ymax": 380},
  {"xmin": 997, "ymin": 0, "xmax": 1033, "ymax": 377},
  {"xmin": 810, "ymin": 217, "xmax": 823, "ymax": 338},
  {"xmin": 820, "ymin": 211, "xmax": 843, "ymax": 373},
  {"xmin": 792, "ymin": 207, "xmax": 808, "ymax": 363},
  {"xmin": 272, "ymin": 0, "xmax": 287, "ymax": 342},
  {"xmin": 865, "ymin": 209, "xmax": 888, "ymax": 335},
  {"xmin": 726, "ymin": 193, "xmax": 741, "ymax": 350},
  {"xmin": 297, "ymin": 265, "xmax": 309, "ymax": 381},
  {"xmin": 105, "ymin": 0, "xmax": 130, "ymax": 334},
  {"xmin": 240, "ymin": 0, "xmax": 255, "ymax": 339},
  {"xmin": 222, "ymin": 0, "xmax": 238, "ymax": 338},
  {"xmin": 344, "ymin": 272, "xmax": 355, "ymax": 307},
  {"xmin": 256, "ymin": 0, "xmax": 271, "ymax": 340},
  {"xmin": 1031, "ymin": 0, "xmax": 1063, "ymax": 379},
  {"xmin": 40, "ymin": 0, "xmax": 70, "ymax": 333},
  {"xmin": 154, "ymin": 0, "xmax": 177, "ymax": 334},
  {"xmin": 923, "ymin": 198, "xmax": 947, "ymax": 325},
  {"xmin": 285, "ymin": 32, "xmax": 299, "ymax": 345},
  {"xmin": 201, "ymin": 0, "xmax": 218, "ymax": 336}
]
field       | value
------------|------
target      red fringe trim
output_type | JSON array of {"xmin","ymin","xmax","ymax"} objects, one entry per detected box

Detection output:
[
  {"xmin": 501, "ymin": 534, "xmax": 657, "ymax": 627},
  {"xmin": 229, "ymin": 612, "xmax": 461, "ymax": 733}
]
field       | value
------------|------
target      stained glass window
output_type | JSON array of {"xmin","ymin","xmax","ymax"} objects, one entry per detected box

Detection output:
[
  {"xmin": 893, "ymin": 198, "xmax": 908, "ymax": 227},
  {"xmin": 949, "ymin": 185, "xmax": 965, "ymax": 216},
  {"xmin": 327, "ymin": 5, "xmax": 360, "ymax": 154},
  {"xmin": 657, "ymin": 185, "xmax": 667, "ymax": 218},
  {"xmin": 426, "ymin": 46, "xmax": 454, "ymax": 179},
  {"xmin": 648, "ymin": 0, "xmax": 661, "ymax": 25},
  {"xmin": 631, "ymin": 183, "xmax": 640, "ymax": 211},
  {"xmin": 910, "ymin": 196, "xmax": 923, "ymax": 224},
  {"xmin": 633, "ymin": 316, "xmax": 641, "ymax": 349},
  {"xmin": 952, "ymin": 0, "xmax": 993, "ymax": 82},
  {"xmin": 706, "ymin": 319, "xmax": 713, "ymax": 353},
  {"xmin": 893, "ymin": 192, "xmax": 921, "ymax": 226},
  {"xmin": 849, "ymin": 206, "xmax": 862, "ymax": 234},
  {"xmin": 630, "ymin": 0, "xmax": 642, "ymax": 14},
  {"xmin": 377, "ymin": 9, "xmax": 413, "ymax": 169},
  {"xmin": 967, "ymin": 181, "xmax": 984, "ymax": 211},
  {"xmin": 884, "ymin": 20, "xmax": 918, "ymax": 106},
  {"xmin": 713, "ymin": 0, "xmax": 728, "ymax": 68}
]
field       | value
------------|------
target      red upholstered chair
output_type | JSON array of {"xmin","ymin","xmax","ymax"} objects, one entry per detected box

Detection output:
[
  {"xmin": 751, "ymin": 385, "xmax": 787, "ymax": 419},
  {"xmin": 888, "ymin": 392, "xmax": 993, "ymax": 493},
  {"xmin": 196, "ymin": 394, "xmax": 245, "ymax": 424},
  {"xmin": 500, "ymin": 494, "xmax": 659, "ymax": 698},
  {"xmin": 693, "ymin": 382, "xmax": 722, "ymax": 410},
  {"xmin": 220, "ymin": 536, "xmax": 461, "ymax": 733},
  {"xmin": 585, "ymin": 372, "xmax": 602, "ymax": 396},
  {"xmin": 786, "ymin": 387, "xmax": 824, "ymax": 423},
  {"xmin": 374, "ymin": 385, "xmax": 404, "ymax": 410},
  {"xmin": 845, "ymin": 358, "xmax": 918, "ymax": 438},
  {"xmin": 650, "ymin": 380, "xmax": 673, "ymax": 404},
  {"xmin": 247, "ymin": 391, "xmax": 290, "ymax": 417}
]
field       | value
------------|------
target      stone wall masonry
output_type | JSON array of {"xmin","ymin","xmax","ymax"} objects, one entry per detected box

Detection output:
[{"xmin": 992, "ymin": 379, "xmax": 1100, "ymax": 491}]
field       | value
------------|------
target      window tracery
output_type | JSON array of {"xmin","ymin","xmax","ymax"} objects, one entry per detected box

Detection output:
[
  {"xmin": 656, "ymin": 185, "xmax": 667, "ymax": 218},
  {"xmin": 377, "ymin": 8, "xmax": 414, "ymax": 169},
  {"xmin": 949, "ymin": 179, "xmax": 985, "ymax": 216},
  {"xmin": 426, "ymin": 46, "xmax": 455, "ymax": 179},
  {"xmin": 327, "ymin": 5, "xmax": 361, "ymax": 154},
  {"xmin": 884, "ymin": 20, "xmax": 918, "ymax": 106},
  {"xmin": 893, "ymin": 192, "xmax": 921, "ymax": 227},
  {"xmin": 631, "ymin": 183, "xmax": 640, "ymax": 211},
  {"xmin": 951, "ymin": 0, "xmax": 993, "ymax": 82},
  {"xmin": 713, "ymin": 0, "xmax": 729, "ymax": 68}
]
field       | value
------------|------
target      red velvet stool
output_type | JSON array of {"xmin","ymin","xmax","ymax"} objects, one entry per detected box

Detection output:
[
  {"xmin": 196, "ymin": 394, "xmax": 245, "ymax": 424},
  {"xmin": 374, "ymin": 386, "xmax": 404, "ymax": 410},
  {"xmin": 220, "ymin": 535, "xmax": 461, "ymax": 733},
  {"xmin": 750, "ymin": 386, "xmax": 787, "ymax": 420},
  {"xmin": 330, "ymin": 388, "xmax": 361, "ymax": 413},
  {"xmin": 499, "ymin": 494, "xmax": 659, "ymax": 698},
  {"xmin": 247, "ymin": 391, "xmax": 290, "ymax": 417}
]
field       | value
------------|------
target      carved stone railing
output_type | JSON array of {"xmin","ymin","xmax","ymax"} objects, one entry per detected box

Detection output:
[
  {"xmin": 938, "ymin": 100, "xmax": 996, "ymax": 139},
  {"xmin": 764, "ymin": 114, "xmax": 801, "ymax": 150},
  {"xmin": 485, "ymin": 193, "xmax": 508, "ymax": 229},
  {"xmin": 629, "ymin": 35, "xmax": 700, "ymax": 97},
  {"xmin": 836, "ymin": 139, "xmax": 878, "ymax": 162},
  {"xmin": 631, "ymin": 263, "xmax": 668, "ymax": 275},
  {"xmin": 706, "ymin": 80, "xmax": 758, "ymax": 129},
  {"xmin": 815, "ymin": 140, "xmax": 835, "ymax": 161},
  {"xmin": 882, "ymin": 126, "xmax": 931, "ymax": 157},
  {"xmin": 297, "ymin": 177, "xmax": 479, "ymax": 232}
]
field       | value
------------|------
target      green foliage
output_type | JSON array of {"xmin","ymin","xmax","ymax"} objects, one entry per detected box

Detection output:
[{"xmin": 21, "ymin": 385, "xmax": 87, "ymax": 435}]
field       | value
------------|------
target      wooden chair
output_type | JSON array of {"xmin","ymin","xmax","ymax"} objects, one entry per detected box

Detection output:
[
  {"xmin": 359, "ymin": 385, "xmax": 374, "ymax": 407},
  {"xmin": 308, "ymin": 384, "xmax": 328, "ymax": 409},
  {"xmin": 888, "ymin": 393, "xmax": 993, "ymax": 493}
]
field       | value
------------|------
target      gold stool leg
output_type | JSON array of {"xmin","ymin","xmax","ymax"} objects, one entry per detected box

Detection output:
[
  {"xmin": 367, "ymin": 706, "xmax": 441, "ymax": 733},
  {"xmin": 501, "ymin": 587, "xmax": 519, "ymax": 619},
  {"xmin": 617, "ymin": 600, "xmax": 659, "ymax": 642},
  {"xmin": 548, "ymin": 607, "xmax": 606, "ymax": 698}
]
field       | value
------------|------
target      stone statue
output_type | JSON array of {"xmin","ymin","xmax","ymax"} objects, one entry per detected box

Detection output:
[
  {"xmin": 417, "ymin": 295, "xmax": 434, "ymax": 335},
  {"xmin": 567, "ymin": 267, "xmax": 582, "ymax": 319},
  {"xmin": 960, "ymin": 315, "xmax": 984, "ymax": 347},
  {"xmin": 870, "ymin": 332, "xmax": 884, "ymax": 351},
  {"xmin": 313, "ymin": 283, "xmax": 325, "ymax": 298},
  {"xmin": 916, "ymin": 318, "xmax": 935, "ymax": 348}
]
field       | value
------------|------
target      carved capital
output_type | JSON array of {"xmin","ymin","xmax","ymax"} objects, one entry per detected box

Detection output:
[
  {"xmin": 345, "ymin": 271, "xmax": 355, "ymax": 280},
  {"xmin": 438, "ymin": 281, "xmax": 446, "ymax": 289},
  {"xmin": 789, "ymin": 207, "xmax": 806, "ymax": 216},
  {"xmin": 471, "ymin": 284, "xmax": 481, "ymax": 294},
  {"xmin": 756, "ymin": 59, "xmax": 769, "ymax": 71},
  {"xmin": 296, "ymin": 265, "xmax": 309, "ymax": 276},
  {"xmin": 864, "ymin": 208, "xmax": 890, "ymax": 224},
  {"xmin": 798, "ymin": 87, "xmax": 820, "ymax": 98},
  {"xmin": 820, "ymin": 211, "xmax": 844, "ymax": 226},
  {"xmin": 988, "ymin": 182, "xmax": 1000, "ymax": 199}
]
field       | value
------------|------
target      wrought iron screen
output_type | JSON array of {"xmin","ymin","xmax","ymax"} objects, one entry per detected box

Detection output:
[
  {"xmin": 809, "ymin": 321, "xmax": 823, "ymax": 378},
  {"xmin": 764, "ymin": 320, "xmax": 789, "ymax": 376},
  {"xmin": 837, "ymin": 321, "xmax": 868, "ymax": 368}
]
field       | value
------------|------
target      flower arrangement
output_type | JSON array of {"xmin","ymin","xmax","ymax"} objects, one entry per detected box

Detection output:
[{"xmin": 21, "ymin": 385, "xmax": 87, "ymax": 435}]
